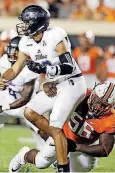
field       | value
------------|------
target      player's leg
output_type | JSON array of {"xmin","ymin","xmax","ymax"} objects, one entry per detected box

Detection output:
[
  {"xmin": 24, "ymin": 76, "xmax": 86, "ymax": 172},
  {"xmin": 9, "ymin": 137, "xmax": 56, "ymax": 172},
  {"xmin": 24, "ymin": 91, "xmax": 56, "ymax": 136},
  {"xmin": 24, "ymin": 91, "xmax": 69, "ymax": 171},
  {"xmin": 24, "ymin": 118, "xmax": 46, "ymax": 150},
  {"xmin": 48, "ymin": 76, "xmax": 86, "ymax": 171},
  {"xmin": 30, "ymin": 112, "xmax": 50, "ymax": 150},
  {"xmin": 32, "ymin": 131, "xmax": 46, "ymax": 150}
]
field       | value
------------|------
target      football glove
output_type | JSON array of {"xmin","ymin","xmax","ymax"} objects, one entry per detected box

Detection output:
[{"xmin": 27, "ymin": 61, "xmax": 46, "ymax": 74}]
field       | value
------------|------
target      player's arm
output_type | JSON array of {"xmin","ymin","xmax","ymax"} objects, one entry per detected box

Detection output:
[
  {"xmin": 54, "ymin": 41, "xmax": 74, "ymax": 75},
  {"xmin": 9, "ymin": 79, "xmax": 35, "ymax": 109},
  {"xmin": 27, "ymin": 41, "xmax": 74, "ymax": 76},
  {"xmin": 2, "ymin": 52, "xmax": 28, "ymax": 80},
  {"xmin": 0, "ymin": 52, "xmax": 28, "ymax": 90},
  {"xmin": 75, "ymin": 133, "xmax": 114, "ymax": 157},
  {"xmin": 0, "ymin": 79, "xmax": 36, "ymax": 113}
]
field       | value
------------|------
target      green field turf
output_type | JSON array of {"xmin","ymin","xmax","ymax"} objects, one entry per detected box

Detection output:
[{"xmin": 0, "ymin": 125, "xmax": 115, "ymax": 172}]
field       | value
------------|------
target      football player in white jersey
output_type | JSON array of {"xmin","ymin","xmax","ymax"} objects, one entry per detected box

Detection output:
[
  {"xmin": 0, "ymin": 36, "xmax": 47, "ymax": 150},
  {"xmin": 0, "ymin": 5, "xmax": 87, "ymax": 172},
  {"xmin": 0, "ymin": 36, "xmax": 39, "ymax": 123}
]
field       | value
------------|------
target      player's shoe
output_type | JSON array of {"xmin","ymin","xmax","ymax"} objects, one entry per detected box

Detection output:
[
  {"xmin": 9, "ymin": 146, "xmax": 30, "ymax": 173},
  {"xmin": 51, "ymin": 160, "xmax": 58, "ymax": 169}
]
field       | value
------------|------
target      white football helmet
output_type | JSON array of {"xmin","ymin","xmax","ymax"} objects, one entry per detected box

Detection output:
[{"xmin": 88, "ymin": 81, "xmax": 115, "ymax": 118}]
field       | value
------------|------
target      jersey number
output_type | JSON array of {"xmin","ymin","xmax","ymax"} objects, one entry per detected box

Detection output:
[
  {"xmin": 69, "ymin": 112, "xmax": 94, "ymax": 139},
  {"xmin": 9, "ymin": 88, "xmax": 17, "ymax": 99}
]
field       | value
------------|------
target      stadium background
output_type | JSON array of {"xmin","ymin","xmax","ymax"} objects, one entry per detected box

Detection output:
[{"xmin": 0, "ymin": 0, "xmax": 115, "ymax": 172}]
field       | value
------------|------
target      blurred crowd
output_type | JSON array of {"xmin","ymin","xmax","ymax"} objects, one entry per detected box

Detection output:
[
  {"xmin": 0, "ymin": 0, "xmax": 115, "ymax": 21},
  {"xmin": 0, "ymin": 29, "xmax": 115, "ymax": 89},
  {"xmin": 73, "ymin": 31, "xmax": 115, "ymax": 88}
]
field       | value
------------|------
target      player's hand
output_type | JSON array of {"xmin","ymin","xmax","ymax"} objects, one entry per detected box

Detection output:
[
  {"xmin": 76, "ymin": 144, "xmax": 82, "ymax": 151},
  {"xmin": 43, "ymin": 82, "xmax": 57, "ymax": 97},
  {"xmin": 27, "ymin": 61, "xmax": 46, "ymax": 74},
  {"xmin": 0, "ymin": 77, "xmax": 9, "ymax": 90}
]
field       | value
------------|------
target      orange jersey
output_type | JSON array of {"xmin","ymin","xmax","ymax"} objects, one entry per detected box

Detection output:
[
  {"xmin": 87, "ymin": 111, "xmax": 115, "ymax": 134},
  {"xmin": 63, "ymin": 93, "xmax": 115, "ymax": 143},
  {"xmin": 73, "ymin": 46, "xmax": 103, "ymax": 74}
]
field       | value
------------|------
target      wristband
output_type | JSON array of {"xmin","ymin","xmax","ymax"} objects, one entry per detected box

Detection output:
[{"xmin": 46, "ymin": 65, "xmax": 61, "ymax": 77}]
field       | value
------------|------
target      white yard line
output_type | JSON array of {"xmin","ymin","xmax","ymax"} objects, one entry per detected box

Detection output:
[{"xmin": 18, "ymin": 137, "xmax": 35, "ymax": 144}]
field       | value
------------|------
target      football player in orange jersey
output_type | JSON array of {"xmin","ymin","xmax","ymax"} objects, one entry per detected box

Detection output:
[
  {"xmin": 73, "ymin": 31, "xmax": 104, "ymax": 88},
  {"xmin": 64, "ymin": 81, "xmax": 115, "ymax": 156},
  {"xmin": 9, "ymin": 81, "xmax": 115, "ymax": 172}
]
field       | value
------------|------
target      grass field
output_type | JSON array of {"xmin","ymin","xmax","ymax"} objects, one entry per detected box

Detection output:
[{"xmin": 0, "ymin": 125, "xmax": 115, "ymax": 172}]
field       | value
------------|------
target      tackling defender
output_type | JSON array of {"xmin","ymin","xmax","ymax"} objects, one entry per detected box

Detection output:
[
  {"xmin": 9, "ymin": 81, "xmax": 115, "ymax": 172},
  {"xmin": 0, "ymin": 5, "xmax": 87, "ymax": 172}
]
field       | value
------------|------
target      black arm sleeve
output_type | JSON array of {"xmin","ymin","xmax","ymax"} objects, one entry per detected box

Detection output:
[
  {"xmin": 59, "ymin": 64, "xmax": 73, "ymax": 75},
  {"xmin": 59, "ymin": 52, "xmax": 73, "ymax": 64},
  {"xmin": 58, "ymin": 52, "xmax": 74, "ymax": 75}
]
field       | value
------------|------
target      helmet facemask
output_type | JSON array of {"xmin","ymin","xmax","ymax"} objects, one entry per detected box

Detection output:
[
  {"xmin": 7, "ymin": 44, "xmax": 18, "ymax": 64},
  {"xmin": 16, "ymin": 22, "xmax": 30, "ymax": 36},
  {"xmin": 88, "ymin": 90, "xmax": 112, "ymax": 118}
]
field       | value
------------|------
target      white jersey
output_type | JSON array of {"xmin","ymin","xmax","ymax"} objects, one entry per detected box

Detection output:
[
  {"xmin": 0, "ymin": 54, "xmax": 39, "ymax": 120},
  {"xmin": 0, "ymin": 53, "xmax": 38, "ymax": 92},
  {"xmin": 8, "ymin": 66, "xmax": 38, "ymax": 92},
  {"xmin": 0, "ymin": 54, "xmax": 11, "ymax": 75},
  {"xmin": 19, "ymin": 27, "xmax": 81, "ymax": 81}
]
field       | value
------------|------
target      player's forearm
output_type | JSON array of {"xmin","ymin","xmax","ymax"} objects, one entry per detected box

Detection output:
[
  {"xmin": 0, "ymin": 97, "xmax": 29, "ymax": 112},
  {"xmin": 76, "ymin": 144, "xmax": 109, "ymax": 157},
  {"xmin": 46, "ymin": 52, "xmax": 74, "ymax": 76},
  {"xmin": 2, "ymin": 56, "xmax": 26, "ymax": 81},
  {"xmin": 2, "ymin": 68, "xmax": 16, "ymax": 81},
  {"xmin": 9, "ymin": 97, "xmax": 30, "ymax": 109},
  {"xmin": 10, "ymin": 81, "xmax": 34, "ymax": 109},
  {"xmin": 27, "ymin": 52, "xmax": 74, "ymax": 76}
]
